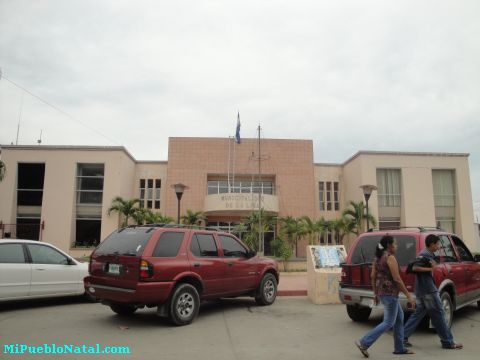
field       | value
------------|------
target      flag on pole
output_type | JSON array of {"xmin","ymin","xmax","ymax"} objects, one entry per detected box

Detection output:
[{"xmin": 235, "ymin": 112, "xmax": 241, "ymax": 144}]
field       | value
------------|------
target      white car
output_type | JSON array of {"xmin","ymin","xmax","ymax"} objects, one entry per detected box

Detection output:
[{"xmin": 0, "ymin": 239, "xmax": 89, "ymax": 302}]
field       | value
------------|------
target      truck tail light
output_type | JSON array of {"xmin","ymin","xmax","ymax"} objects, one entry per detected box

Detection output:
[
  {"xmin": 88, "ymin": 254, "xmax": 93, "ymax": 274},
  {"xmin": 351, "ymin": 266, "xmax": 361, "ymax": 285},
  {"xmin": 139, "ymin": 259, "xmax": 153, "ymax": 280},
  {"xmin": 341, "ymin": 265, "xmax": 350, "ymax": 284},
  {"xmin": 362, "ymin": 264, "xmax": 371, "ymax": 285}
]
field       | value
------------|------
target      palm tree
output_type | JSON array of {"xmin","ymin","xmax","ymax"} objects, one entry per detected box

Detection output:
[
  {"xmin": 181, "ymin": 210, "xmax": 206, "ymax": 226},
  {"xmin": 238, "ymin": 209, "xmax": 276, "ymax": 251},
  {"xmin": 342, "ymin": 201, "xmax": 377, "ymax": 235},
  {"xmin": 131, "ymin": 208, "xmax": 149, "ymax": 225},
  {"xmin": 301, "ymin": 216, "xmax": 328, "ymax": 245},
  {"xmin": 107, "ymin": 197, "xmax": 141, "ymax": 228},
  {"xmin": 329, "ymin": 215, "xmax": 355, "ymax": 244},
  {"xmin": 144, "ymin": 211, "xmax": 174, "ymax": 224},
  {"xmin": 0, "ymin": 160, "xmax": 5, "ymax": 182},
  {"xmin": 280, "ymin": 216, "xmax": 306, "ymax": 258}
]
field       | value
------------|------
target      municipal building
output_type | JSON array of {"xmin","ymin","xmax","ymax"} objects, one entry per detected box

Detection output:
[{"xmin": 0, "ymin": 137, "xmax": 477, "ymax": 259}]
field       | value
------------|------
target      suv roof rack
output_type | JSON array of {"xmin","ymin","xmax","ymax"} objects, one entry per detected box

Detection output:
[
  {"xmin": 121, "ymin": 223, "xmax": 223, "ymax": 232},
  {"xmin": 367, "ymin": 226, "xmax": 444, "ymax": 233}
]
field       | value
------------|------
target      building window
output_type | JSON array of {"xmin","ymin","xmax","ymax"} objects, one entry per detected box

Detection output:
[
  {"xmin": 377, "ymin": 169, "xmax": 401, "ymax": 207},
  {"xmin": 75, "ymin": 219, "xmax": 101, "ymax": 248},
  {"xmin": 75, "ymin": 164, "xmax": 104, "ymax": 247},
  {"xmin": 379, "ymin": 219, "xmax": 401, "ymax": 230},
  {"xmin": 16, "ymin": 163, "xmax": 45, "ymax": 240},
  {"xmin": 139, "ymin": 179, "xmax": 162, "ymax": 209},
  {"xmin": 319, "ymin": 181, "xmax": 339, "ymax": 212},
  {"xmin": 206, "ymin": 180, "xmax": 275, "ymax": 195},
  {"xmin": 432, "ymin": 170, "xmax": 455, "ymax": 207},
  {"xmin": 432, "ymin": 170, "xmax": 455, "ymax": 233},
  {"xmin": 334, "ymin": 182, "xmax": 339, "ymax": 211},
  {"xmin": 319, "ymin": 182, "xmax": 325, "ymax": 211},
  {"xmin": 139, "ymin": 179, "xmax": 145, "ymax": 208}
]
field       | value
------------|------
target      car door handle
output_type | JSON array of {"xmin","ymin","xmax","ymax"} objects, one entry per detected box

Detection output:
[
  {"xmin": 35, "ymin": 268, "xmax": 46, "ymax": 271},
  {"xmin": 193, "ymin": 263, "xmax": 201, "ymax": 268},
  {"xmin": 228, "ymin": 263, "xmax": 234, "ymax": 267}
]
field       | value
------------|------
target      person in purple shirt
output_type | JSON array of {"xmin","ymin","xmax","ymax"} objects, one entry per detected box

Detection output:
[{"xmin": 403, "ymin": 234, "xmax": 463, "ymax": 350}]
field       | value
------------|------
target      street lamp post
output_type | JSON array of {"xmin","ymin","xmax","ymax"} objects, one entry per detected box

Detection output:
[
  {"xmin": 172, "ymin": 183, "xmax": 188, "ymax": 224},
  {"xmin": 360, "ymin": 184, "xmax": 377, "ymax": 232}
]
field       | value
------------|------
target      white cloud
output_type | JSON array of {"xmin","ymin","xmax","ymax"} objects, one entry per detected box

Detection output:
[{"xmin": 1, "ymin": 0, "xmax": 479, "ymax": 217}]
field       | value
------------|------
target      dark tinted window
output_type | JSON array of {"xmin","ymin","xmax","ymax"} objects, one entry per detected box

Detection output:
[
  {"xmin": 94, "ymin": 228, "xmax": 152, "ymax": 256},
  {"xmin": 27, "ymin": 244, "xmax": 68, "ymax": 265},
  {"xmin": 219, "ymin": 235, "xmax": 248, "ymax": 257},
  {"xmin": 452, "ymin": 236, "xmax": 474, "ymax": 262},
  {"xmin": 18, "ymin": 163, "xmax": 45, "ymax": 189},
  {"xmin": 190, "ymin": 234, "xmax": 218, "ymax": 257},
  {"xmin": 351, "ymin": 235, "xmax": 416, "ymax": 266},
  {"xmin": 152, "ymin": 232, "xmax": 184, "ymax": 257},
  {"xmin": 190, "ymin": 236, "xmax": 201, "ymax": 257},
  {"xmin": 436, "ymin": 235, "xmax": 458, "ymax": 262},
  {"xmin": 0, "ymin": 244, "xmax": 26, "ymax": 263}
]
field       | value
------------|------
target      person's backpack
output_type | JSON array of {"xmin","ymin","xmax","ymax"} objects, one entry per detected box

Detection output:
[{"xmin": 406, "ymin": 256, "xmax": 431, "ymax": 274}]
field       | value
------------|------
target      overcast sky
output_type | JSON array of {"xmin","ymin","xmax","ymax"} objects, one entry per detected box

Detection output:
[{"xmin": 1, "ymin": 0, "xmax": 479, "ymax": 219}]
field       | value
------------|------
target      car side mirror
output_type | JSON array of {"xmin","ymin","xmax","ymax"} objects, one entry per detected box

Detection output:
[
  {"xmin": 67, "ymin": 257, "xmax": 76, "ymax": 265},
  {"xmin": 248, "ymin": 250, "xmax": 257, "ymax": 258},
  {"xmin": 474, "ymin": 255, "xmax": 480, "ymax": 263}
]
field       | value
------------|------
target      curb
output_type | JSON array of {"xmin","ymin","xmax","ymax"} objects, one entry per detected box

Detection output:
[{"xmin": 278, "ymin": 290, "xmax": 308, "ymax": 296}]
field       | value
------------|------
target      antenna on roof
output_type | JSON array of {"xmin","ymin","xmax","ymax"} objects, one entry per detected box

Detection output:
[{"xmin": 37, "ymin": 130, "xmax": 42, "ymax": 145}]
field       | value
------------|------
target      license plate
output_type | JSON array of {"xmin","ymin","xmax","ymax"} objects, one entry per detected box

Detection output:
[{"xmin": 108, "ymin": 263, "xmax": 121, "ymax": 275}]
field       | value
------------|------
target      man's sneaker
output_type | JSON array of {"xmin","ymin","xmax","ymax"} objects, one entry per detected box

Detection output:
[
  {"xmin": 355, "ymin": 340, "xmax": 369, "ymax": 358},
  {"xmin": 403, "ymin": 340, "xmax": 413, "ymax": 348}
]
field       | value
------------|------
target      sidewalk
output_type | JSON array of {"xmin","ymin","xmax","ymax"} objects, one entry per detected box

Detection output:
[{"xmin": 277, "ymin": 272, "xmax": 307, "ymax": 296}]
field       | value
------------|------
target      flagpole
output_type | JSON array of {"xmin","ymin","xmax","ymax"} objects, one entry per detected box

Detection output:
[
  {"xmin": 258, "ymin": 124, "xmax": 263, "ymax": 254},
  {"xmin": 227, "ymin": 136, "xmax": 231, "ymax": 193},
  {"xmin": 233, "ymin": 136, "xmax": 236, "ymax": 192}
]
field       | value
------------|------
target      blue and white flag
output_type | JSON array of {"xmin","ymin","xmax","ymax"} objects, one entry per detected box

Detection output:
[{"xmin": 235, "ymin": 112, "xmax": 241, "ymax": 144}]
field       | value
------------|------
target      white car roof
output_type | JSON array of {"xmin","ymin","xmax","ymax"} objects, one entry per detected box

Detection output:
[{"xmin": 0, "ymin": 239, "xmax": 51, "ymax": 244}]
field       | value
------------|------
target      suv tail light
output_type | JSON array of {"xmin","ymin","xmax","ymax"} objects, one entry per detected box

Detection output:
[
  {"xmin": 139, "ymin": 259, "xmax": 153, "ymax": 280},
  {"xmin": 351, "ymin": 266, "xmax": 362, "ymax": 285},
  {"xmin": 362, "ymin": 264, "xmax": 371, "ymax": 284},
  {"xmin": 341, "ymin": 265, "xmax": 350, "ymax": 284},
  {"xmin": 88, "ymin": 254, "xmax": 93, "ymax": 274}
]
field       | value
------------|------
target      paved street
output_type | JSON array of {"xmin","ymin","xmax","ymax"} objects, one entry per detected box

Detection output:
[{"xmin": 1, "ymin": 297, "xmax": 479, "ymax": 360}]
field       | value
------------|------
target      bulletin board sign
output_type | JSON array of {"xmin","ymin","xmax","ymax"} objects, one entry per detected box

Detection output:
[{"xmin": 310, "ymin": 245, "xmax": 347, "ymax": 268}]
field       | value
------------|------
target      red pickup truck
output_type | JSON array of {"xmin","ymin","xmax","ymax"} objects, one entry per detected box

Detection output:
[
  {"xmin": 339, "ymin": 228, "xmax": 480, "ymax": 327},
  {"xmin": 84, "ymin": 225, "xmax": 279, "ymax": 326}
]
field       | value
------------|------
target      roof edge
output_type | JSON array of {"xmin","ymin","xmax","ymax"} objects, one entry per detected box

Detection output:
[{"xmin": 343, "ymin": 150, "xmax": 470, "ymax": 166}]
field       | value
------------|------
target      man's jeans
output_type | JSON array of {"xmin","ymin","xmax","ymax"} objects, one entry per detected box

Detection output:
[
  {"xmin": 360, "ymin": 295, "xmax": 406, "ymax": 353},
  {"xmin": 404, "ymin": 292, "xmax": 454, "ymax": 347}
]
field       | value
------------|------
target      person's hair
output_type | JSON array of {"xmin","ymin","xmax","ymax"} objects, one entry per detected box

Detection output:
[
  {"xmin": 425, "ymin": 234, "xmax": 440, "ymax": 248},
  {"xmin": 375, "ymin": 235, "xmax": 395, "ymax": 259}
]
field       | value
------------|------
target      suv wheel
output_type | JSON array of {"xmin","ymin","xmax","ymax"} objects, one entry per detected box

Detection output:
[
  {"xmin": 255, "ymin": 273, "xmax": 277, "ymax": 306},
  {"xmin": 440, "ymin": 292, "xmax": 453, "ymax": 328},
  {"xmin": 346, "ymin": 305, "xmax": 372, "ymax": 322},
  {"xmin": 169, "ymin": 283, "xmax": 200, "ymax": 326},
  {"xmin": 110, "ymin": 303, "xmax": 137, "ymax": 316}
]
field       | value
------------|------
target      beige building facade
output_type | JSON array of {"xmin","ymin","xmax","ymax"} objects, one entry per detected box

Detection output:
[{"xmin": 0, "ymin": 139, "xmax": 477, "ymax": 258}]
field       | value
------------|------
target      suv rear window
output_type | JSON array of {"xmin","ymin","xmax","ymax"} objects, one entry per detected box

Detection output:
[
  {"xmin": 95, "ymin": 228, "xmax": 152, "ymax": 256},
  {"xmin": 351, "ymin": 235, "xmax": 416, "ymax": 266},
  {"xmin": 152, "ymin": 232, "xmax": 185, "ymax": 257}
]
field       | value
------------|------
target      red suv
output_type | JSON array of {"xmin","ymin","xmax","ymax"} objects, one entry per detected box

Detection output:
[
  {"xmin": 339, "ymin": 228, "xmax": 480, "ymax": 327},
  {"xmin": 84, "ymin": 225, "xmax": 279, "ymax": 325}
]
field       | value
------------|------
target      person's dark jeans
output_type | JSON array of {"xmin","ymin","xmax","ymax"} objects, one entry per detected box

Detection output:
[{"xmin": 404, "ymin": 292, "xmax": 454, "ymax": 347}]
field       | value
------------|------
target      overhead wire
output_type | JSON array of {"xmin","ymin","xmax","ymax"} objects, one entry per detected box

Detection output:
[{"xmin": 0, "ymin": 74, "xmax": 121, "ymax": 146}]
